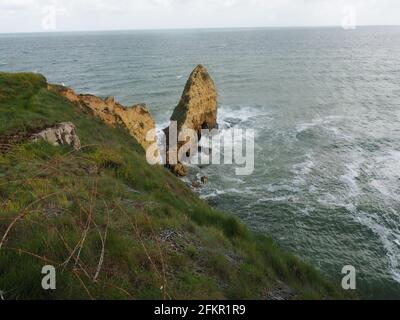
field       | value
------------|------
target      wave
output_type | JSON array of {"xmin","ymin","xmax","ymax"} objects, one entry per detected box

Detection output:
[
  {"xmin": 295, "ymin": 115, "xmax": 357, "ymax": 136},
  {"xmin": 339, "ymin": 158, "xmax": 364, "ymax": 198},
  {"xmin": 291, "ymin": 153, "xmax": 315, "ymax": 186},
  {"xmin": 199, "ymin": 189, "xmax": 226, "ymax": 199},
  {"xmin": 218, "ymin": 105, "xmax": 272, "ymax": 126},
  {"xmin": 355, "ymin": 212, "xmax": 400, "ymax": 284},
  {"xmin": 369, "ymin": 150, "xmax": 400, "ymax": 201}
]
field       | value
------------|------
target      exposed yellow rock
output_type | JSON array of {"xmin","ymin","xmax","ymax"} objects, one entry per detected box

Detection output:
[
  {"xmin": 47, "ymin": 64, "xmax": 217, "ymax": 176},
  {"xmin": 114, "ymin": 102, "xmax": 157, "ymax": 152},
  {"xmin": 172, "ymin": 162, "xmax": 188, "ymax": 177},
  {"xmin": 164, "ymin": 65, "xmax": 218, "ymax": 176},
  {"xmin": 49, "ymin": 85, "xmax": 158, "ymax": 155},
  {"xmin": 170, "ymin": 64, "xmax": 218, "ymax": 135}
]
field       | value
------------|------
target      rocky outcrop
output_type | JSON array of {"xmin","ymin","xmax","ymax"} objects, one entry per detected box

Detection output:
[
  {"xmin": 201, "ymin": 176, "xmax": 208, "ymax": 184},
  {"xmin": 30, "ymin": 122, "xmax": 81, "ymax": 150},
  {"xmin": 164, "ymin": 65, "xmax": 218, "ymax": 176},
  {"xmin": 47, "ymin": 65, "xmax": 217, "ymax": 176},
  {"xmin": 170, "ymin": 65, "xmax": 218, "ymax": 136},
  {"xmin": 50, "ymin": 85, "xmax": 158, "ymax": 155},
  {"xmin": 0, "ymin": 122, "xmax": 81, "ymax": 153},
  {"xmin": 171, "ymin": 162, "xmax": 188, "ymax": 177}
]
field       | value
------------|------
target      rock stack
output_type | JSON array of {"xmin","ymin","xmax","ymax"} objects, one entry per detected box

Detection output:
[
  {"xmin": 170, "ymin": 65, "xmax": 218, "ymax": 136},
  {"xmin": 164, "ymin": 65, "xmax": 218, "ymax": 176}
]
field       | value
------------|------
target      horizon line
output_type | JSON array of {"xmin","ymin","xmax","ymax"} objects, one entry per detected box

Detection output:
[{"xmin": 1, "ymin": 24, "xmax": 400, "ymax": 35}]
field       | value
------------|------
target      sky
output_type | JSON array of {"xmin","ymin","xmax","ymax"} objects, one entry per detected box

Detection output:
[{"xmin": 0, "ymin": 0, "xmax": 399, "ymax": 33}]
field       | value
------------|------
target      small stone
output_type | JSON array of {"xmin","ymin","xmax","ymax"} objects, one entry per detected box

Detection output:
[
  {"xmin": 201, "ymin": 176, "xmax": 209, "ymax": 184},
  {"xmin": 172, "ymin": 163, "xmax": 188, "ymax": 177},
  {"xmin": 192, "ymin": 181, "xmax": 201, "ymax": 188}
]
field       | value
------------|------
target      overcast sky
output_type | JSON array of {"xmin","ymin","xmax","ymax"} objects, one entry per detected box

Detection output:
[{"xmin": 0, "ymin": 0, "xmax": 399, "ymax": 33}]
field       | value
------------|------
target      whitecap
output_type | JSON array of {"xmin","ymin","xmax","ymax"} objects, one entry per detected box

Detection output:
[
  {"xmin": 199, "ymin": 189, "xmax": 226, "ymax": 199},
  {"xmin": 256, "ymin": 195, "xmax": 298, "ymax": 203},
  {"xmin": 218, "ymin": 105, "xmax": 271, "ymax": 125},
  {"xmin": 368, "ymin": 150, "xmax": 400, "ymax": 201},
  {"xmin": 221, "ymin": 176, "xmax": 245, "ymax": 184},
  {"xmin": 354, "ymin": 212, "xmax": 400, "ymax": 284},
  {"xmin": 316, "ymin": 193, "xmax": 357, "ymax": 213},
  {"xmin": 291, "ymin": 153, "xmax": 315, "ymax": 186},
  {"xmin": 295, "ymin": 115, "xmax": 354, "ymax": 136},
  {"xmin": 339, "ymin": 159, "xmax": 364, "ymax": 198}
]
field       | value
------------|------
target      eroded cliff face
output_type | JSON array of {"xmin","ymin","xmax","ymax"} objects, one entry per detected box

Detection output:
[
  {"xmin": 47, "ymin": 65, "xmax": 217, "ymax": 176},
  {"xmin": 164, "ymin": 65, "xmax": 218, "ymax": 176},
  {"xmin": 50, "ymin": 85, "xmax": 158, "ymax": 155}
]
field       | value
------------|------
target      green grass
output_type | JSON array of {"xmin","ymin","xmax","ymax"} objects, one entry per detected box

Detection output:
[{"xmin": 0, "ymin": 72, "xmax": 349, "ymax": 300}]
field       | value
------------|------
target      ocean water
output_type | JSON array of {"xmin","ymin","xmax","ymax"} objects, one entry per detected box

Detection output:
[{"xmin": 1, "ymin": 27, "xmax": 400, "ymax": 298}]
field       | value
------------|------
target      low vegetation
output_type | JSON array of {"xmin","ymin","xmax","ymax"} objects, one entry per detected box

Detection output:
[{"xmin": 0, "ymin": 72, "xmax": 348, "ymax": 299}]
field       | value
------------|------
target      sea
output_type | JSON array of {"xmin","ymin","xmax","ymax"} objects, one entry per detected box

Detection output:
[{"xmin": 1, "ymin": 26, "xmax": 400, "ymax": 299}]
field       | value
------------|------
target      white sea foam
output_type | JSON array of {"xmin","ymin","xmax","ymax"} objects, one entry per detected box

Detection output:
[
  {"xmin": 369, "ymin": 150, "xmax": 400, "ymax": 201},
  {"xmin": 291, "ymin": 153, "xmax": 315, "ymax": 186},
  {"xmin": 256, "ymin": 195, "xmax": 299, "ymax": 203},
  {"xmin": 296, "ymin": 118, "xmax": 331, "ymax": 133},
  {"xmin": 199, "ymin": 189, "xmax": 226, "ymax": 199},
  {"xmin": 339, "ymin": 158, "xmax": 364, "ymax": 198},
  {"xmin": 221, "ymin": 176, "xmax": 245, "ymax": 184},
  {"xmin": 316, "ymin": 193, "xmax": 356, "ymax": 213},
  {"xmin": 295, "ymin": 115, "xmax": 355, "ymax": 136},
  {"xmin": 218, "ymin": 105, "xmax": 271, "ymax": 125},
  {"xmin": 354, "ymin": 212, "xmax": 400, "ymax": 284}
]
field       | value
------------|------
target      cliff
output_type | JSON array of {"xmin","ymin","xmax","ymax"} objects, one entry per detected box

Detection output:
[
  {"xmin": 49, "ymin": 85, "xmax": 158, "ymax": 156},
  {"xmin": 0, "ymin": 71, "xmax": 347, "ymax": 300}
]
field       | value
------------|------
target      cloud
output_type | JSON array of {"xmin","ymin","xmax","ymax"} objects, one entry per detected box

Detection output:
[
  {"xmin": 0, "ymin": 0, "xmax": 37, "ymax": 11},
  {"xmin": 0, "ymin": 0, "xmax": 399, "ymax": 33}
]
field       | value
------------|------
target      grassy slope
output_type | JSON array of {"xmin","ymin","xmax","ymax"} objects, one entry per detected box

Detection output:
[{"xmin": 0, "ymin": 72, "xmax": 347, "ymax": 300}]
